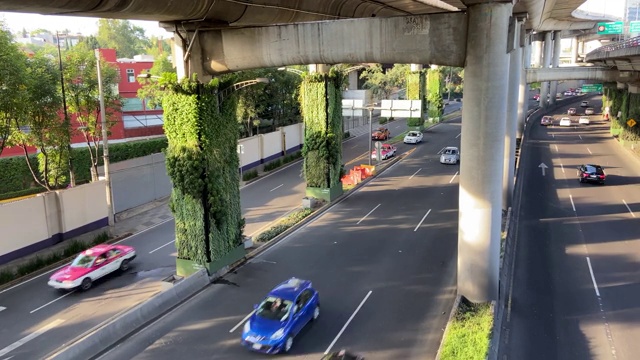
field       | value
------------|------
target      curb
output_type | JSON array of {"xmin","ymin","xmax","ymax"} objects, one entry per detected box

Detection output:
[
  {"xmin": 46, "ymin": 268, "xmax": 210, "ymax": 360},
  {"xmin": 435, "ymin": 295, "xmax": 462, "ymax": 360},
  {"xmin": 0, "ymin": 232, "xmax": 133, "ymax": 292}
]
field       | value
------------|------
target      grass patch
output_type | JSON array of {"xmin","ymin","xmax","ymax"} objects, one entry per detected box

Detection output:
[
  {"xmin": 254, "ymin": 207, "xmax": 318, "ymax": 243},
  {"xmin": 442, "ymin": 110, "xmax": 462, "ymax": 122},
  {"xmin": 0, "ymin": 231, "xmax": 111, "ymax": 286},
  {"xmin": 263, "ymin": 151, "xmax": 303, "ymax": 172},
  {"xmin": 439, "ymin": 298, "xmax": 493, "ymax": 360},
  {"xmin": 242, "ymin": 169, "xmax": 259, "ymax": 181},
  {"xmin": 389, "ymin": 131, "xmax": 408, "ymax": 143}
]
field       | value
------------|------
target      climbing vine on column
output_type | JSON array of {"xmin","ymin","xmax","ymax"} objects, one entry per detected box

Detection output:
[
  {"xmin": 427, "ymin": 69, "xmax": 444, "ymax": 119},
  {"xmin": 299, "ymin": 70, "xmax": 344, "ymax": 189},
  {"xmin": 163, "ymin": 75, "xmax": 244, "ymax": 266}
]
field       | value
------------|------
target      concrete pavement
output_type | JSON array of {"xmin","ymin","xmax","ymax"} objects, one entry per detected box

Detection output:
[
  {"xmin": 500, "ymin": 96, "xmax": 640, "ymax": 359},
  {"xmin": 97, "ymin": 115, "xmax": 465, "ymax": 360}
]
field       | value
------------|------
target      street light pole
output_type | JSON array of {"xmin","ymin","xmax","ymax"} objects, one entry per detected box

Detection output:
[
  {"xmin": 95, "ymin": 49, "xmax": 114, "ymax": 227},
  {"xmin": 368, "ymin": 108, "xmax": 373, "ymax": 166}
]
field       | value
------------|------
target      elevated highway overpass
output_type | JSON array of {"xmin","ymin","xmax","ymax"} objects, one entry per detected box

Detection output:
[{"xmin": 0, "ymin": 0, "xmax": 605, "ymax": 303}]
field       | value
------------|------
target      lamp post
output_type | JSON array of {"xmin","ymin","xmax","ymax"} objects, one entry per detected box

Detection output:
[
  {"xmin": 277, "ymin": 67, "xmax": 305, "ymax": 76},
  {"xmin": 352, "ymin": 103, "xmax": 379, "ymax": 166},
  {"xmin": 95, "ymin": 49, "xmax": 114, "ymax": 227}
]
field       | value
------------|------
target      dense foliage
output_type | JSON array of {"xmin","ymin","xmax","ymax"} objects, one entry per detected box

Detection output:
[
  {"xmin": 164, "ymin": 76, "xmax": 244, "ymax": 265},
  {"xmin": 300, "ymin": 70, "xmax": 344, "ymax": 189},
  {"xmin": 427, "ymin": 69, "xmax": 444, "ymax": 118}
]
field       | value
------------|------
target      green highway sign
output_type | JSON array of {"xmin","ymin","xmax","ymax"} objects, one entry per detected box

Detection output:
[
  {"xmin": 581, "ymin": 84, "xmax": 603, "ymax": 93},
  {"xmin": 631, "ymin": 21, "xmax": 640, "ymax": 33},
  {"xmin": 597, "ymin": 22, "xmax": 624, "ymax": 35}
]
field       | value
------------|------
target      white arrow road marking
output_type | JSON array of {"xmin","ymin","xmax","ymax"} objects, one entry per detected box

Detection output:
[
  {"xmin": 0, "ymin": 319, "xmax": 65, "ymax": 357},
  {"xmin": 539, "ymin": 162, "xmax": 548, "ymax": 176}
]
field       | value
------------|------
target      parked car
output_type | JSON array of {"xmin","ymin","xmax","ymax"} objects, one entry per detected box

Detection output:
[
  {"xmin": 371, "ymin": 127, "xmax": 390, "ymax": 140},
  {"xmin": 48, "ymin": 244, "xmax": 137, "ymax": 291},
  {"xmin": 540, "ymin": 116, "xmax": 553, "ymax": 126},
  {"xmin": 241, "ymin": 278, "xmax": 320, "ymax": 354},
  {"xmin": 559, "ymin": 117, "xmax": 572, "ymax": 127},
  {"xmin": 321, "ymin": 349, "xmax": 365, "ymax": 360},
  {"xmin": 440, "ymin": 146, "xmax": 460, "ymax": 164},
  {"xmin": 371, "ymin": 143, "xmax": 397, "ymax": 160},
  {"xmin": 580, "ymin": 100, "xmax": 589, "ymax": 107},
  {"xmin": 403, "ymin": 131, "xmax": 423, "ymax": 144},
  {"xmin": 578, "ymin": 116, "xmax": 590, "ymax": 125},
  {"xmin": 577, "ymin": 164, "xmax": 606, "ymax": 185},
  {"xmin": 567, "ymin": 108, "xmax": 577, "ymax": 115},
  {"xmin": 585, "ymin": 108, "xmax": 595, "ymax": 115}
]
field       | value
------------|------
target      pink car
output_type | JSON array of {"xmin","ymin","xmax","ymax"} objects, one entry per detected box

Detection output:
[
  {"xmin": 371, "ymin": 143, "xmax": 397, "ymax": 160},
  {"xmin": 48, "ymin": 244, "xmax": 136, "ymax": 291}
]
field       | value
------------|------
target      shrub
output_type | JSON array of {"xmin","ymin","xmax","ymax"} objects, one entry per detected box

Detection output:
[
  {"xmin": 283, "ymin": 151, "xmax": 302, "ymax": 164},
  {"xmin": 343, "ymin": 131, "xmax": 351, "ymax": 139},
  {"xmin": 379, "ymin": 117, "xmax": 388, "ymax": 124},
  {"xmin": 0, "ymin": 269, "xmax": 14, "ymax": 285},
  {"xmin": 407, "ymin": 118, "xmax": 422, "ymax": 127},
  {"xmin": 255, "ymin": 208, "xmax": 314, "ymax": 242},
  {"xmin": 263, "ymin": 158, "xmax": 283, "ymax": 171},
  {"xmin": 242, "ymin": 169, "xmax": 258, "ymax": 181}
]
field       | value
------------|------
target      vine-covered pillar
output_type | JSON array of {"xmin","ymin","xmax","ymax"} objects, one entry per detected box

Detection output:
[
  {"xmin": 300, "ymin": 66, "xmax": 344, "ymax": 202},
  {"xmin": 427, "ymin": 65, "xmax": 444, "ymax": 120},
  {"xmin": 407, "ymin": 64, "xmax": 427, "ymax": 129},
  {"xmin": 164, "ymin": 76, "xmax": 245, "ymax": 277}
]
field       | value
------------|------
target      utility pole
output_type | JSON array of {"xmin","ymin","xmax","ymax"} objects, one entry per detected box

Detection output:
[
  {"xmin": 57, "ymin": 32, "xmax": 75, "ymax": 187},
  {"xmin": 95, "ymin": 49, "xmax": 114, "ymax": 227}
]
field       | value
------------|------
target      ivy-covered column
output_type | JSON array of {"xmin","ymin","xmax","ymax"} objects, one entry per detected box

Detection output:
[
  {"xmin": 163, "ymin": 76, "xmax": 245, "ymax": 277},
  {"xmin": 407, "ymin": 64, "xmax": 426, "ymax": 130},
  {"xmin": 427, "ymin": 66, "xmax": 444, "ymax": 120},
  {"xmin": 300, "ymin": 69, "xmax": 344, "ymax": 202}
]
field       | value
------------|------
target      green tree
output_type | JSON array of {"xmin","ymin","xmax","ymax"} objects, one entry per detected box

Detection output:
[
  {"xmin": 63, "ymin": 46, "xmax": 121, "ymax": 180},
  {"xmin": 360, "ymin": 64, "xmax": 409, "ymax": 100},
  {"xmin": 137, "ymin": 55, "xmax": 177, "ymax": 110},
  {"xmin": 10, "ymin": 54, "xmax": 67, "ymax": 190},
  {"xmin": 80, "ymin": 35, "xmax": 100, "ymax": 50},
  {"xmin": 0, "ymin": 24, "xmax": 29, "ymax": 157},
  {"xmin": 96, "ymin": 19, "xmax": 150, "ymax": 58}
]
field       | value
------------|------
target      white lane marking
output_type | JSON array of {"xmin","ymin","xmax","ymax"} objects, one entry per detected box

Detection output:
[
  {"xmin": 622, "ymin": 199, "xmax": 636, "ymax": 217},
  {"xmin": 270, "ymin": 184, "xmax": 284, "ymax": 192},
  {"xmin": 0, "ymin": 319, "xmax": 65, "ymax": 357},
  {"xmin": 455, "ymin": 133, "xmax": 461, "ymax": 138},
  {"xmin": 414, "ymin": 209, "xmax": 432, "ymax": 232},
  {"xmin": 437, "ymin": 147, "xmax": 445, "ymax": 155},
  {"xmin": 149, "ymin": 239, "xmax": 176, "ymax": 254},
  {"xmin": 587, "ymin": 147, "xmax": 592, "ymax": 155},
  {"xmin": 449, "ymin": 171, "xmax": 459, "ymax": 184},
  {"xmin": 350, "ymin": 143, "xmax": 358, "ymax": 149},
  {"xmin": 357, "ymin": 204, "xmax": 381, "ymax": 225},
  {"xmin": 569, "ymin": 194, "xmax": 576, "ymax": 212},
  {"xmin": 30, "ymin": 291, "xmax": 75, "ymax": 314},
  {"xmin": 579, "ymin": 135, "xmax": 583, "ymax": 140},
  {"xmin": 0, "ymin": 306, "xmax": 5, "ymax": 312},
  {"xmin": 3, "ymin": 356, "xmax": 14, "ymax": 360},
  {"xmin": 586, "ymin": 257, "xmax": 600, "ymax": 297},
  {"xmin": 229, "ymin": 310, "xmax": 256, "ymax": 333},
  {"xmin": 0, "ymin": 218, "xmax": 175, "ymax": 295},
  {"xmin": 409, "ymin": 168, "xmax": 422, "ymax": 179},
  {"xmin": 324, "ymin": 291, "xmax": 373, "ymax": 355},
  {"xmin": 552, "ymin": 133, "xmax": 555, "ymax": 138},
  {"xmin": 239, "ymin": 159, "xmax": 302, "ymax": 190},
  {"xmin": 554, "ymin": 144, "xmax": 558, "ymax": 152},
  {"xmin": 560, "ymin": 163, "xmax": 565, "ymax": 174}
]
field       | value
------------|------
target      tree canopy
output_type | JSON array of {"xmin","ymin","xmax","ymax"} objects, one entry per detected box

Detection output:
[
  {"xmin": 96, "ymin": 19, "xmax": 150, "ymax": 58},
  {"xmin": 360, "ymin": 64, "xmax": 409, "ymax": 100}
]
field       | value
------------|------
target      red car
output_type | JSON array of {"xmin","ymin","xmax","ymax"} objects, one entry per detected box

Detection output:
[
  {"xmin": 371, "ymin": 127, "xmax": 390, "ymax": 140},
  {"xmin": 371, "ymin": 143, "xmax": 397, "ymax": 160},
  {"xmin": 48, "ymin": 244, "xmax": 137, "ymax": 291},
  {"xmin": 540, "ymin": 116, "xmax": 553, "ymax": 126}
]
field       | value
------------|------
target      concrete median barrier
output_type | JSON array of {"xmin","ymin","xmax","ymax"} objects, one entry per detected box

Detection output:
[{"xmin": 46, "ymin": 268, "xmax": 210, "ymax": 360}]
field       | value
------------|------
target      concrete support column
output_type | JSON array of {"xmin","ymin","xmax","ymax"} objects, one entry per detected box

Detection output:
[
  {"xmin": 571, "ymin": 37, "xmax": 579, "ymax": 64},
  {"xmin": 532, "ymin": 40, "xmax": 543, "ymax": 68},
  {"xmin": 517, "ymin": 32, "xmax": 531, "ymax": 139},
  {"xmin": 348, "ymin": 70, "xmax": 359, "ymax": 90},
  {"xmin": 503, "ymin": 18, "xmax": 524, "ymax": 211},
  {"xmin": 309, "ymin": 64, "xmax": 331, "ymax": 74},
  {"xmin": 549, "ymin": 31, "xmax": 562, "ymax": 106},
  {"xmin": 410, "ymin": 64, "xmax": 424, "ymax": 72},
  {"xmin": 172, "ymin": 32, "xmax": 209, "ymax": 82},
  {"xmin": 458, "ymin": 1, "xmax": 512, "ymax": 303},
  {"xmin": 539, "ymin": 32, "xmax": 553, "ymax": 108}
]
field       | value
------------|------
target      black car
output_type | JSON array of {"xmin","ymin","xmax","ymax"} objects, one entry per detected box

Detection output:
[
  {"xmin": 578, "ymin": 164, "xmax": 606, "ymax": 184},
  {"xmin": 321, "ymin": 349, "xmax": 364, "ymax": 360}
]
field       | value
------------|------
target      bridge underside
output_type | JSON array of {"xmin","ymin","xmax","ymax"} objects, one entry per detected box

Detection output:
[{"xmin": 526, "ymin": 67, "xmax": 640, "ymax": 83}]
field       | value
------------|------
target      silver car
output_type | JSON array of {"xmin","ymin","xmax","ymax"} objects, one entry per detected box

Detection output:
[
  {"xmin": 403, "ymin": 131, "xmax": 423, "ymax": 144},
  {"xmin": 440, "ymin": 147, "xmax": 460, "ymax": 164}
]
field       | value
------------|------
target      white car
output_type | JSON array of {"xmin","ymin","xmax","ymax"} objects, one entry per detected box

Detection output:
[
  {"xmin": 578, "ymin": 116, "xmax": 590, "ymax": 125},
  {"xmin": 440, "ymin": 146, "xmax": 460, "ymax": 164},
  {"xmin": 585, "ymin": 108, "xmax": 595, "ymax": 115},
  {"xmin": 580, "ymin": 101, "xmax": 589, "ymax": 107},
  {"xmin": 559, "ymin": 117, "xmax": 572, "ymax": 127},
  {"xmin": 403, "ymin": 131, "xmax": 423, "ymax": 144}
]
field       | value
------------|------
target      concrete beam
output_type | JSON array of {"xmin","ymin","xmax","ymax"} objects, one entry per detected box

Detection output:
[
  {"xmin": 526, "ymin": 67, "xmax": 638, "ymax": 83},
  {"xmin": 197, "ymin": 13, "xmax": 468, "ymax": 75},
  {"xmin": 629, "ymin": 84, "xmax": 640, "ymax": 94},
  {"xmin": 617, "ymin": 82, "xmax": 628, "ymax": 89}
]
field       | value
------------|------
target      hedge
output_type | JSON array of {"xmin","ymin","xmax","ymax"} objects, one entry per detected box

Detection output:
[{"xmin": 0, "ymin": 137, "xmax": 168, "ymax": 196}]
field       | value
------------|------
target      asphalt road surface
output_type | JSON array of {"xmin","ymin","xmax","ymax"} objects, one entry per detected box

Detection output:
[
  {"xmin": 501, "ymin": 96, "xmax": 640, "ymax": 359},
  {"xmin": 1, "ymin": 106, "xmax": 464, "ymax": 360},
  {"xmin": 97, "ymin": 116, "xmax": 465, "ymax": 360}
]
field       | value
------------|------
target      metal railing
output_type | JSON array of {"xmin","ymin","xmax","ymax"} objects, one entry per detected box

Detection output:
[{"xmin": 586, "ymin": 35, "xmax": 640, "ymax": 58}]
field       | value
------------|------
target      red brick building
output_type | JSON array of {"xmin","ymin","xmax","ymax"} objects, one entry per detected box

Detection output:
[{"xmin": 1, "ymin": 48, "xmax": 165, "ymax": 158}]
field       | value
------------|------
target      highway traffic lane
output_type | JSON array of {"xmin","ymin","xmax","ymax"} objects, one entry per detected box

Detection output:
[
  {"xmin": 99, "ymin": 129, "xmax": 460, "ymax": 360},
  {"xmin": 0, "ymin": 221, "xmax": 176, "ymax": 359}
]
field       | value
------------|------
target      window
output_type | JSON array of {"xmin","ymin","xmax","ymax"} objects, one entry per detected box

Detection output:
[
  {"xmin": 256, "ymin": 296, "xmax": 293, "ymax": 321},
  {"xmin": 126, "ymin": 69, "xmax": 135, "ymax": 82},
  {"xmin": 121, "ymin": 98, "xmax": 144, "ymax": 112}
]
